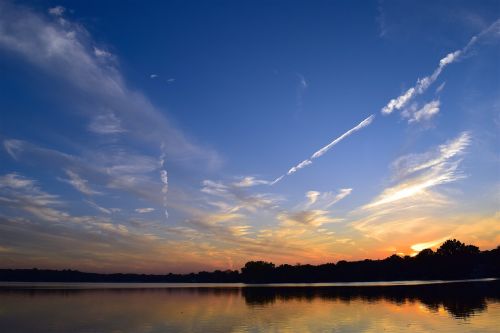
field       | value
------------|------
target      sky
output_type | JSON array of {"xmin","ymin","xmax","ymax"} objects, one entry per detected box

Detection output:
[{"xmin": 0, "ymin": 0, "xmax": 499, "ymax": 273}]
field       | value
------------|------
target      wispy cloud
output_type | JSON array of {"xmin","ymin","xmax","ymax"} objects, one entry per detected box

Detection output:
[
  {"xmin": 3, "ymin": 139, "xmax": 24, "ymax": 160},
  {"xmin": 150, "ymin": 74, "xmax": 158, "ymax": 79},
  {"xmin": 363, "ymin": 132, "xmax": 469, "ymax": 210},
  {"xmin": 48, "ymin": 6, "xmax": 65, "ymax": 17},
  {"xmin": 304, "ymin": 188, "xmax": 352, "ymax": 209},
  {"xmin": 0, "ymin": 173, "xmax": 36, "ymax": 190},
  {"xmin": 201, "ymin": 179, "xmax": 228, "ymax": 197},
  {"xmin": 85, "ymin": 200, "xmax": 113, "ymax": 215},
  {"xmin": 435, "ymin": 82, "xmax": 446, "ymax": 94},
  {"xmin": 93, "ymin": 47, "xmax": 113, "ymax": 59},
  {"xmin": 402, "ymin": 99, "xmax": 440, "ymax": 123},
  {"xmin": 232, "ymin": 176, "xmax": 271, "ymax": 187},
  {"xmin": 278, "ymin": 210, "xmax": 342, "ymax": 227},
  {"xmin": 3, "ymin": 138, "xmax": 165, "ymax": 207},
  {"xmin": 390, "ymin": 131, "xmax": 471, "ymax": 180},
  {"xmin": 201, "ymin": 178, "xmax": 282, "ymax": 215},
  {"xmin": 381, "ymin": 19, "xmax": 500, "ymax": 115},
  {"xmin": 0, "ymin": 173, "xmax": 67, "ymax": 222},
  {"xmin": 0, "ymin": 1, "xmax": 220, "ymax": 165},
  {"xmin": 410, "ymin": 236, "xmax": 450, "ymax": 252},
  {"xmin": 325, "ymin": 188, "xmax": 353, "ymax": 208},
  {"xmin": 60, "ymin": 169, "xmax": 100, "ymax": 196},
  {"xmin": 363, "ymin": 163, "xmax": 461, "ymax": 210},
  {"xmin": 352, "ymin": 132, "xmax": 471, "ymax": 241},
  {"xmin": 0, "ymin": 171, "xmax": 348, "ymax": 272},
  {"xmin": 135, "ymin": 208, "xmax": 155, "ymax": 213},
  {"xmin": 305, "ymin": 191, "xmax": 320, "ymax": 206},
  {"xmin": 0, "ymin": 1, "xmax": 226, "ymax": 229},
  {"xmin": 88, "ymin": 112, "xmax": 125, "ymax": 134},
  {"xmin": 270, "ymin": 175, "xmax": 284, "ymax": 186},
  {"xmin": 271, "ymin": 188, "xmax": 351, "ymax": 237}
]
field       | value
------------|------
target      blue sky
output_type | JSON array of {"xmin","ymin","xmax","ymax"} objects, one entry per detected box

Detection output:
[{"xmin": 0, "ymin": 0, "xmax": 498, "ymax": 273}]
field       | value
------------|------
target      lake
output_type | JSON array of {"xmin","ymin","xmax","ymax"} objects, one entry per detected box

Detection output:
[{"xmin": 0, "ymin": 279, "xmax": 498, "ymax": 332}]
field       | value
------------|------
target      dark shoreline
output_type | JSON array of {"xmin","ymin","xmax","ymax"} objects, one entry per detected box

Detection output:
[
  {"xmin": 2, "ymin": 240, "xmax": 498, "ymax": 284},
  {"xmin": 0, "ymin": 277, "xmax": 497, "ymax": 287}
]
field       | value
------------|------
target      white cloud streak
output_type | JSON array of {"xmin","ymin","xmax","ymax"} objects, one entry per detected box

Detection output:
[
  {"xmin": 411, "ymin": 236, "xmax": 450, "ymax": 252},
  {"xmin": 159, "ymin": 147, "xmax": 169, "ymax": 219},
  {"xmin": 381, "ymin": 50, "xmax": 459, "ymax": 115},
  {"xmin": 287, "ymin": 159, "xmax": 312, "ymax": 175},
  {"xmin": 304, "ymin": 188, "xmax": 353, "ymax": 209},
  {"xmin": 362, "ymin": 132, "xmax": 471, "ymax": 210},
  {"xmin": 435, "ymin": 82, "xmax": 446, "ymax": 94},
  {"xmin": 350, "ymin": 133, "xmax": 471, "ymax": 240},
  {"xmin": 269, "ymin": 175, "xmax": 284, "ymax": 186},
  {"xmin": 381, "ymin": 19, "xmax": 500, "ymax": 115},
  {"xmin": 85, "ymin": 200, "xmax": 112, "ymax": 215},
  {"xmin": 232, "ymin": 176, "xmax": 271, "ymax": 187},
  {"xmin": 311, "ymin": 115, "xmax": 375, "ymax": 159},
  {"xmin": 391, "ymin": 131, "xmax": 471, "ymax": 180},
  {"xmin": 61, "ymin": 169, "xmax": 100, "ymax": 196},
  {"xmin": 325, "ymin": 188, "xmax": 353, "ymax": 208},
  {"xmin": 135, "ymin": 208, "xmax": 155, "ymax": 213},
  {"xmin": 363, "ymin": 161, "xmax": 462, "ymax": 209},
  {"xmin": 273, "ymin": 114, "xmax": 375, "ymax": 183}
]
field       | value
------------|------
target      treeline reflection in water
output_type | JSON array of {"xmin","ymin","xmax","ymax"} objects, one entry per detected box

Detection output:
[
  {"xmin": 242, "ymin": 281, "xmax": 499, "ymax": 319},
  {"xmin": 2, "ymin": 280, "xmax": 499, "ymax": 320}
]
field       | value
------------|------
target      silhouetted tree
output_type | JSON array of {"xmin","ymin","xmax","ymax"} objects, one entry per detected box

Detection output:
[
  {"xmin": 241, "ymin": 261, "xmax": 276, "ymax": 283},
  {"xmin": 416, "ymin": 248, "xmax": 434, "ymax": 259},
  {"xmin": 437, "ymin": 239, "xmax": 479, "ymax": 256}
]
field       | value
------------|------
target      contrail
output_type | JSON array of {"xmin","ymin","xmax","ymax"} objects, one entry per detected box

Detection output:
[
  {"xmin": 311, "ymin": 115, "xmax": 375, "ymax": 159},
  {"xmin": 159, "ymin": 144, "xmax": 169, "ymax": 219},
  {"xmin": 269, "ymin": 19, "xmax": 500, "ymax": 186},
  {"xmin": 272, "ymin": 114, "xmax": 375, "ymax": 184},
  {"xmin": 381, "ymin": 19, "xmax": 500, "ymax": 115}
]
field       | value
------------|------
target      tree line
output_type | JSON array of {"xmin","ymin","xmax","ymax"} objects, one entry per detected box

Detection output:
[{"xmin": 0, "ymin": 239, "xmax": 498, "ymax": 283}]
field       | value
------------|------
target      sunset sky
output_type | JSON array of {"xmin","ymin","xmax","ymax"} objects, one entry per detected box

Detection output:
[{"xmin": 0, "ymin": 0, "xmax": 499, "ymax": 273}]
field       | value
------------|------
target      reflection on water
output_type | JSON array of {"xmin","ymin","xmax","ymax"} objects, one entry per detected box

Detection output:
[
  {"xmin": 0, "ymin": 280, "xmax": 498, "ymax": 332},
  {"xmin": 242, "ymin": 281, "xmax": 499, "ymax": 319}
]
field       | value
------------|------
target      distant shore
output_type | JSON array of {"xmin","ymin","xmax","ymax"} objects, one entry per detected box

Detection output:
[
  {"xmin": 1, "ymin": 239, "xmax": 498, "ymax": 284},
  {"xmin": 0, "ymin": 277, "xmax": 497, "ymax": 288}
]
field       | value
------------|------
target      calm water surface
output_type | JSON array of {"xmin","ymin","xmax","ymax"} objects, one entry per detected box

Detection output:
[{"xmin": 0, "ymin": 279, "xmax": 498, "ymax": 333}]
